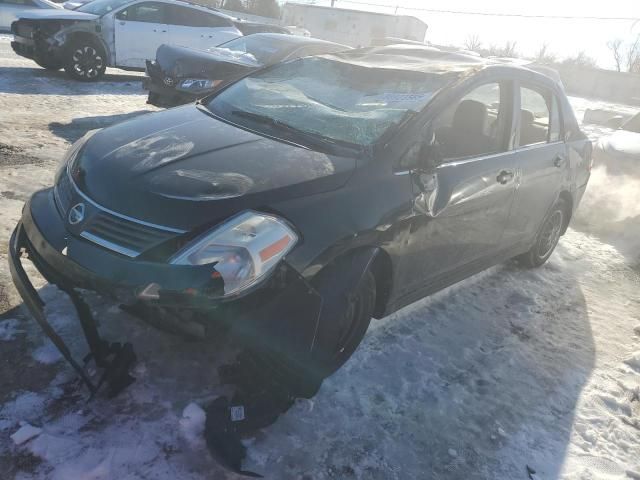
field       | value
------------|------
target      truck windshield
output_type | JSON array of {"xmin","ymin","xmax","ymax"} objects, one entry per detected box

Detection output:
[
  {"xmin": 207, "ymin": 56, "xmax": 448, "ymax": 146},
  {"xmin": 77, "ymin": 0, "xmax": 132, "ymax": 15}
]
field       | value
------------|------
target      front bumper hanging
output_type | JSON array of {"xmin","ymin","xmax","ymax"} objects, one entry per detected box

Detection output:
[{"xmin": 8, "ymin": 223, "xmax": 136, "ymax": 397}]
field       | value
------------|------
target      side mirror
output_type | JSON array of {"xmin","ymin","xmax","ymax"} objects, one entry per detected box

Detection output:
[{"xmin": 418, "ymin": 142, "xmax": 439, "ymax": 172}]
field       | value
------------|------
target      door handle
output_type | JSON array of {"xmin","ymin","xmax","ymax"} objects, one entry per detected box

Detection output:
[
  {"xmin": 554, "ymin": 155, "xmax": 566, "ymax": 168},
  {"xmin": 496, "ymin": 170, "xmax": 514, "ymax": 184}
]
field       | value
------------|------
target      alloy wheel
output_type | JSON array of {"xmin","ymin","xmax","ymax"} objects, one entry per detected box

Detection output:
[
  {"xmin": 72, "ymin": 46, "xmax": 104, "ymax": 80},
  {"xmin": 537, "ymin": 209, "xmax": 563, "ymax": 260}
]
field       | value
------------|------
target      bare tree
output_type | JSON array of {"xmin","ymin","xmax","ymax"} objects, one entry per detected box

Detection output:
[
  {"xmin": 487, "ymin": 41, "xmax": 519, "ymax": 58},
  {"xmin": 534, "ymin": 43, "xmax": 556, "ymax": 65},
  {"xmin": 562, "ymin": 51, "xmax": 598, "ymax": 69},
  {"xmin": 607, "ymin": 39, "xmax": 624, "ymax": 71},
  {"xmin": 626, "ymin": 35, "xmax": 640, "ymax": 73},
  {"xmin": 464, "ymin": 33, "xmax": 482, "ymax": 52},
  {"xmin": 501, "ymin": 41, "xmax": 518, "ymax": 57}
]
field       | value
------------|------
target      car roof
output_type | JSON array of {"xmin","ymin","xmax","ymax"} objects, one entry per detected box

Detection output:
[
  {"xmin": 241, "ymin": 33, "xmax": 349, "ymax": 49},
  {"xmin": 320, "ymin": 44, "xmax": 491, "ymax": 75},
  {"xmin": 318, "ymin": 44, "xmax": 561, "ymax": 86}
]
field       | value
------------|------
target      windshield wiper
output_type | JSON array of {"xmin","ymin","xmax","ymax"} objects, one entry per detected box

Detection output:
[{"xmin": 230, "ymin": 110, "xmax": 362, "ymax": 154}]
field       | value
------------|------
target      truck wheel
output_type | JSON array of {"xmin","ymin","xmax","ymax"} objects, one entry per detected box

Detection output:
[
  {"xmin": 516, "ymin": 199, "xmax": 567, "ymax": 268},
  {"xmin": 64, "ymin": 39, "xmax": 106, "ymax": 81},
  {"xmin": 311, "ymin": 260, "xmax": 376, "ymax": 378}
]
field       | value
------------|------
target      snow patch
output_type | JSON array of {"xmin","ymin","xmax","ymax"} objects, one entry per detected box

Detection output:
[
  {"xmin": 0, "ymin": 318, "xmax": 23, "ymax": 340},
  {"xmin": 623, "ymin": 352, "xmax": 640, "ymax": 372},
  {"xmin": 32, "ymin": 342, "xmax": 63, "ymax": 365},
  {"xmin": 11, "ymin": 423, "xmax": 42, "ymax": 445},
  {"xmin": 179, "ymin": 402, "xmax": 206, "ymax": 448}
]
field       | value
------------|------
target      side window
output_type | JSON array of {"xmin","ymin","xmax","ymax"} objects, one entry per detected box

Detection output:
[
  {"xmin": 3, "ymin": 0, "xmax": 35, "ymax": 5},
  {"xmin": 167, "ymin": 6, "xmax": 231, "ymax": 28},
  {"xmin": 117, "ymin": 2, "xmax": 166, "ymax": 23},
  {"xmin": 519, "ymin": 86, "xmax": 554, "ymax": 146},
  {"xmin": 433, "ymin": 82, "xmax": 507, "ymax": 161}
]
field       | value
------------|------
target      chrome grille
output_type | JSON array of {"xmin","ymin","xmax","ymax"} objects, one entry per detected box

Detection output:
[
  {"xmin": 81, "ymin": 212, "xmax": 175, "ymax": 257},
  {"xmin": 54, "ymin": 173, "xmax": 185, "ymax": 258}
]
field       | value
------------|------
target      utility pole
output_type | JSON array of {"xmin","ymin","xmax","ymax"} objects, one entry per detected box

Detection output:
[{"xmin": 331, "ymin": 0, "xmax": 336, "ymax": 6}]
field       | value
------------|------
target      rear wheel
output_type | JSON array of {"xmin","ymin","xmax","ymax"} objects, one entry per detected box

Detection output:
[
  {"xmin": 516, "ymin": 199, "xmax": 567, "ymax": 268},
  {"xmin": 64, "ymin": 39, "xmax": 106, "ymax": 81}
]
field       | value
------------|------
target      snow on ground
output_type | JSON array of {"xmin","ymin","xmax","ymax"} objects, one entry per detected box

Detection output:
[{"xmin": 1, "ymin": 36, "xmax": 640, "ymax": 479}]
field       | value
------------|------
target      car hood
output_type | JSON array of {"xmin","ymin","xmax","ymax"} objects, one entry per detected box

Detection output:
[
  {"xmin": 17, "ymin": 9, "xmax": 97, "ymax": 20},
  {"xmin": 155, "ymin": 44, "xmax": 261, "ymax": 80},
  {"xmin": 70, "ymin": 106, "xmax": 356, "ymax": 231},
  {"xmin": 599, "ymin": 129, "xmax": 640, "ymax": 157}
]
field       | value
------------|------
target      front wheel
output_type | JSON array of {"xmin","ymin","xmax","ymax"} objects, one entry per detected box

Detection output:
[
  {"xmin": 64, "ymin": 41, "xmax": 106, "ymax": 81},
  {"xmin": 311, "ymin": 260, "xmax": 376, "ymax": 378},
  {"xmin": 516, "ymin": 199, "xmax": 567, "ymax": 268}
]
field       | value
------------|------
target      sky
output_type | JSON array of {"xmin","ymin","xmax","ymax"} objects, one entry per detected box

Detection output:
[{"xmin": 293, "ymin": 0, "xmax": 640, "ymax": 69}]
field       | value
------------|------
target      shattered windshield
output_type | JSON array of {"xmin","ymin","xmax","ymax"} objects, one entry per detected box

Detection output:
[
  {"xmin": 214, "ymin": 36, "xmax": 298, "ymax": 65},
  {"xmin": 207, "ymin": 57, "xmax": 447, "ymax": 146},
  {"xmin": 77, "ymin": 0, "xmax": 132, "ymax": 15}
]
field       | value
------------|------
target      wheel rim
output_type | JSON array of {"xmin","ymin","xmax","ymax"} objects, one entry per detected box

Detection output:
[
  {"xmin": 537, "ymin": 210, "xmax": 563, "ymax": 259},
  {"xmin": 72, "ymin": 46, "xmax": 103, "ymax": 79},
  {"xmin": 333, "ymin": 294, "xmax": 362, "ymax": 358}
]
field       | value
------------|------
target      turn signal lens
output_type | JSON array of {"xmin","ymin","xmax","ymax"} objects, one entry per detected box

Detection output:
[{"xmin": 170, "ymin": 211, "xmax": 298, "ymax": 296}]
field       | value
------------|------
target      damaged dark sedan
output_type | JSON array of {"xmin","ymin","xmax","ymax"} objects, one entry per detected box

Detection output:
[
  {"xmin": 9, "ymin": 45, "xmax": 592, "ymax": 470},
  {"xmin": 144, "ymin": 33, "xmax": 349, "ymax": 107}
]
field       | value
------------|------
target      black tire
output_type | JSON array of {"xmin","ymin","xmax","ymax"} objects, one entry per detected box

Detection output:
[
  {"xmin": 64, "ymin": 39, "xmax": 106, "ymax": 81},
  {"xmin": 34, "ymin": 57, "xmax": 63, "ymax": 71},
  {"xmin": 516, "ymin": 199, "xmax": 567, "ymax": 268},
  {"xmin": 312, "ymin": 263, "xmax": 376, "ymax": 377}
]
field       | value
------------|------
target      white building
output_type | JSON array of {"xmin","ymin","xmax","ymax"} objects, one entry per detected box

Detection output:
[{"xmin": 282, "ymin": 3, "xmax": 428, "ymax": 48}]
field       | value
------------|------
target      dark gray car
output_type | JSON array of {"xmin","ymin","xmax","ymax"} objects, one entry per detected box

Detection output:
[{"xmin": 144, "ymin": 33, "xmax": 349, "ymax": 107}]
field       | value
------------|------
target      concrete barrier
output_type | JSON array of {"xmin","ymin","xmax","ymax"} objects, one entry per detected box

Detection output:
[{"xmin": 556, "ymin": 65, "xmax": 640, "ymax": 105}]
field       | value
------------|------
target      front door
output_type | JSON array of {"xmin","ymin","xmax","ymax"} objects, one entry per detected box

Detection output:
[
  {"xmin": 502, "ymin": 84, "xmax": 567, "ymax": 247},
  {"xmin": 399, "ymin": 80, "xmax": 518, "ymax": 297},
  {"xmin": 114, "ymin": 1, "xmax": 169, "ymax": 68}
]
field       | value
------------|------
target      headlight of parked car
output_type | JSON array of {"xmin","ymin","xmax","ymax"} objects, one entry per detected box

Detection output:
[
  {"xmin": 170, "ymin": 211, "xmax": 298, "ymax": 296},
  {"xmin": 177, "ymin": 78, "xmax": 222, "ymax": 93}
]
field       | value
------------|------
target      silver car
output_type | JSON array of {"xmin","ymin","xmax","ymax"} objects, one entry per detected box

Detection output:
[{"xmin": 0, "ymin": 0, "xmax": 61, "ymax": 32}]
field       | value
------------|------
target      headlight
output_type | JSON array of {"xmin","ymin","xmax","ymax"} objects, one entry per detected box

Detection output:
[
  {"xmin": 170, "ymin": 211, "xmax": 298, "ymax": 296},
  {"xmin": 54, "ymin": 129, "xmax": 97, "ymax": 183},
  {"xmin": 177, "ymin": 78, "xmax": 221, "ymax": 92}
]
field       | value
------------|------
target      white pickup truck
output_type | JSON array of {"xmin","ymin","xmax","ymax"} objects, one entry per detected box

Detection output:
[{"xmin": 10, "ymin": 0, "xmax": 242, "ymax": 80}]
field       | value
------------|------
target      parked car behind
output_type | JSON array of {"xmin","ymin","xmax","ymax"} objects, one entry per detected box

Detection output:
[
  {"xmin": 593, "ymin": 112, "xmax": 640, "ymax": 175},
  {"xmin": 10, "ymin": 0, "xmax": 242, "ymax": 80},
  {"xmin": 232, "ymin": 20, "xmax": 291, "ymax": 36},
  {"xmin": 144, "ymin": 33, "xmax": 349, "ymax": 107},
  {"xmin": 61, "ymin": 0, "xmax": 91, "ymax": 10},
  {"xmin": 0, "ymin": 0, "xmax": 61, "ymax": 32},
  {"xmin": 10, "ymin": 45, "xmax": 592, "ymax": 427}
]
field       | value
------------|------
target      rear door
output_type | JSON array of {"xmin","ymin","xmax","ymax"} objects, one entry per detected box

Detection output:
[
  {"xmin": 114, "ymin": 1, "xmax": 169, "ymax": 68},
  {"xmin": 166, "ymin": 4, "xmax": 240, "ymax": 50},
  {"xmin": 400, "ymin": 80, "xmax": 519, "ymax": 295},
  {"xmin": 501, "ymin": 82, "xmax": 567, "ymax": 247}
]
